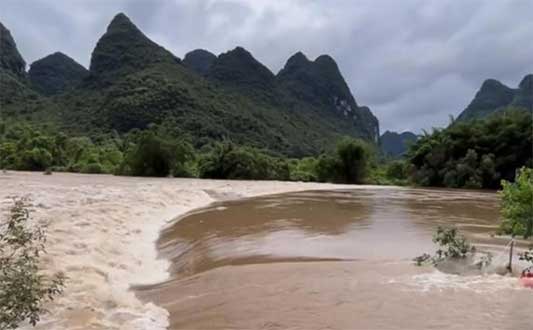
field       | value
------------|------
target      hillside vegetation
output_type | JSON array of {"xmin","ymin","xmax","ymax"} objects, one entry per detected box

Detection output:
[
  {"xmin": 0, "ymin": 13, "xmax": 379, "ymax": 158},
  {"xmin": 1, "ymin": 13, "xmax": 531, "ymax": 189},
  {"xmin": 407, "ymin": 110, "xmax": 532, "ymax": 189},
  {"xmin": 457, "ymin": 75, "xmax": 532, "ymax": 122}
]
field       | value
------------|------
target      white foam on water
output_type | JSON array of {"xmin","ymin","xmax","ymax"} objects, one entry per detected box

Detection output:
[
  {"xmin": 389, "ymin": 271, "xmax": 520, "ymax": 293},
  {"xmin": 1, "ymin": 173, "xmax": 356, "ymax": 330}
]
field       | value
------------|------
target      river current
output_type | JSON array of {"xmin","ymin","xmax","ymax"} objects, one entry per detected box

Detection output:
[{"xmin": 137, "ymin": 187, "xmax": 533, "ymax": 330}]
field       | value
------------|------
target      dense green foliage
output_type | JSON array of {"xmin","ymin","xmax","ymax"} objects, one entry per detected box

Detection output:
[
  {"xmin": 288, "ymin": 157, "xmax": 319, "ymax": 182},
  {"xmin": 315, "ymin": 138, "xmax": 372, "ymax": 184},
  {"xmin": 0, "ymin": 122, "xmax": 123, "ymax": 173},
  {"xmin": 0, "ymin": 199, "xmax": 65, "ymax": 329},
  {"xmin": 499, "ymin": 167, "xmax": 533, "ymax": 238},
  {"xmin": 198, "ymin": 143, "xmax": 289, "ymax": 180},
  {"xmin": 407, "ymin": 110, "xmax": 532, "ymax": 189},
  {"xmin": 197, "ymin": 138, "xmax": 375, "ymax": 183},
  {"xmin": 118, "ymin": 128, "xmax": 195, "ymax": 177},
  {"xmin": 0, "ymin": 120, "xmax": 381, "ymax": 184},
  {"xmin": 367, "ymin": 160, "xmax": 409, "ymax": 186}
]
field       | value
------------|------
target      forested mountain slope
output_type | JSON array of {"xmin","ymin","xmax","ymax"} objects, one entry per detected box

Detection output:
[
  {"xmin": 0, "ymin": 13, "xmax": 379, "ymax": 157},
  {"xmin": 457, "ymin": 75, "xmax": 532, "ymax": 122}
]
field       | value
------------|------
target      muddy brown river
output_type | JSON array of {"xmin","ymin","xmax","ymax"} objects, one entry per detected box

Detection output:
[{"xmin": 137, "ymin": 187, "xmax": 533, "ymax": 330}]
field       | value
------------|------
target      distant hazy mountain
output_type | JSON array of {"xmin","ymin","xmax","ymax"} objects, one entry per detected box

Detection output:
[
  {"xmin": 380, "ymin": 131, "xmax": 418, "ymax": 157},
  {"xmin": 457, "ymin": 75, "xmax": 532, "ymax": 122},
  {"xmin": 0, "ymin": 13, "xmax": 380, "ymax": 157}
]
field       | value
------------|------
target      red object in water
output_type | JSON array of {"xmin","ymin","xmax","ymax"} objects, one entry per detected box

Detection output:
[{"xmin": 520, "ymin": 276, "xmax": 533, "ymax": 288}]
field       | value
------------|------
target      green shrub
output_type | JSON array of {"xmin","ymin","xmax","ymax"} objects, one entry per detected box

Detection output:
[
  {"xmin": 0, "ymin": 199, "xmax": 66, "ymax": 329},
  {"xmin": 315, "ymin": 138, "xmax": 372, "ymax": 184},
  {"xmin": 407, "ymin": 110, "xmax": 531, "ymax": 189},
  {"xmin": 198, "ymin": 143, "xmax": 289, "ymax": 180},
  {"xmin": 0, "ymin": 124, "xmax": 124, "ymax": 174},
  {"xmin": 499, "ymin": 167, "xmax": 533, "ymax": 238},
  {"xmin": 81, "ymin": 162, "xmax": 105, "ymax": 174},
  {"xmin": 315, "ymin": 154, "xmax": 338, "ymax": 182},
  {"xmin": 18, "ymin": 148, "xmax": 53, "ymax": 171},
  {"xmin": 118, "ymin": 130, "xmax": 194, "ymax": 177},
  {"xmin": 288, "ymin": 157, "xmax": 319, "ymax": 182},
  {"xmin": 367, "ymin": 162, "xmax": 409, "ymax": 186},
  {"xmin": 385, "ymin": 160, "xmax": 407, "ymax": 180}
]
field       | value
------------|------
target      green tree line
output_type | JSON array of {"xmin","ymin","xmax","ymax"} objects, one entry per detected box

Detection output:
[
  {"xmin": 406, "ymin": 110, "xmax": 532, "ymax": 189},
  {"xmin": 0, "ymin": 121, "xmax": 377, "ymax": 184},
  {"xmin": 2, "ymin": 109, "xmax": 531, "ymax": 189}
]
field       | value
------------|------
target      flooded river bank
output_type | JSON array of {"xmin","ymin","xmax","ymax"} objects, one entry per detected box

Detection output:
[{"xmin": 137, "ymin": 187, "xmax": 533, "ymax": 330}]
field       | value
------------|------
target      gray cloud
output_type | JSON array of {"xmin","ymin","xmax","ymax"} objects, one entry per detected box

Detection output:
[{"xmin": 2, "ymin": 0, "xmax": 532, "ymax": 133}]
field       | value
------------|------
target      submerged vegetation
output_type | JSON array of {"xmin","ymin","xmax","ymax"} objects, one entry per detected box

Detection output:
[{"xmin": 414, "ymin": 226, "xmax": 475, "ymax": 266}]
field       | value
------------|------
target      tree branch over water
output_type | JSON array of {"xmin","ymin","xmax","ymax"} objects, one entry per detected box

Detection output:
[{"xmin": 0, "ymin": 198, "xmax": 66, "ymax": 330}]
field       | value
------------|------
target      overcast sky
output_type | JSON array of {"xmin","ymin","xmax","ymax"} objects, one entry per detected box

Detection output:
[{"xmin": 2, "ymin": 0, "xmax": 532, "ymax": 133}]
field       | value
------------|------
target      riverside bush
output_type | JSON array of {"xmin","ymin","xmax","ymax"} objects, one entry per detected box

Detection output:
[
  {"xmin": 0, "ymin": 198, "xmax": 65, "ymax": 329},
  {"xmin": 117, "ymin": 129, "xmax": 195, "ymax": 177},
  {"xmin": 198, "ymin": 143, "xmax": 289, "ymax": 180},
  {"xmin": 316, "ymin": 138, "xmax": 372, "ymax": 184},
  {"xmin": 499, "ymin": 167, "xmax": 533, "ymax": 238},
  {"xmin": 407, "ymin": 110, "xmax": 532, "ymax": 189}
]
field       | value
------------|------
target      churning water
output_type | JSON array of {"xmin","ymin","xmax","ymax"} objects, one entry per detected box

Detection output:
[{"xmin": 137, "ymin": 187, "xmax": 533, "ymax": 330}]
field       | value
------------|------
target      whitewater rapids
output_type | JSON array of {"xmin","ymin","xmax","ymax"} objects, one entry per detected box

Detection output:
[{"xmin": 0, "ymin": 171, "xmax": 358, "ymax": 330}]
